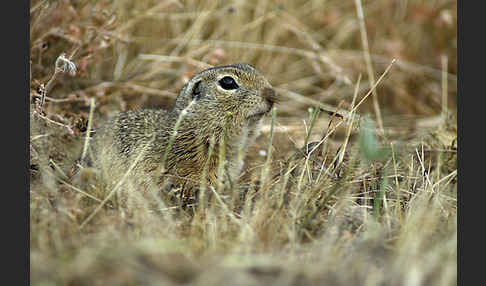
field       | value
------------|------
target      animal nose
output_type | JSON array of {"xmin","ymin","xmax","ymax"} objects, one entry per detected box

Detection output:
[{"xmin": 262, "ymin": 87, "xmax": 277, "ymax": 105}]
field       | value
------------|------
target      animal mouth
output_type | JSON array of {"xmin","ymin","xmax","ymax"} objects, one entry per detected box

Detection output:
[
  {"xmin": 247, "ymin": 87, "xmax": 277, "ymax": 120},
  {"xmin": 248, "ymin": 109, "xmax": 269, "ymax": 120},
  {"xmin": 248, "ymin": 101, "xmax": 274, "ymax": 120}
]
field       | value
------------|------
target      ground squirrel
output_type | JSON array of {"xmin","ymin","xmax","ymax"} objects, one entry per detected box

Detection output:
[{"xmin": 89, "ymin": 63, "xmax": 277, "ymax": 191}]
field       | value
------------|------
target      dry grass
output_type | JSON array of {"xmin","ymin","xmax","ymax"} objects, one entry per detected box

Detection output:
[{"xmin": 30, "ymin": 0, "xmax": 457, "ymax": 285}]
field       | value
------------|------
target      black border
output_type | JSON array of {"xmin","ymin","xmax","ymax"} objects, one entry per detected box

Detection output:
[
  {"xmin": 25, "ymin": 0, "xmax": 30, "ymax": 285},
  {"xmin": 459, "ymin": 1, "xmax": 482, "ymax": 285}
]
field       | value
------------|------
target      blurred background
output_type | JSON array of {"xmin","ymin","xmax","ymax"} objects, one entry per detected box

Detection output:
[{"xmin": 30, "ymin": 0, "xmax": 457, "ymax": 127}]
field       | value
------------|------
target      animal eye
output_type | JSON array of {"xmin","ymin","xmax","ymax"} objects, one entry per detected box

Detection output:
[
  {"xmin": 192, "ymin": 80, "xmax": 202, "ymax": 100},
  {"xmin": 218, "ymin": 76, "xmax": 239, "ymax": 90}
]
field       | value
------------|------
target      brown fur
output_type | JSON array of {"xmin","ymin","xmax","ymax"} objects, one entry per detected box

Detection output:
[{"xmin": 89, "ymin": 63, "xmax": 276, "ymax": 191}]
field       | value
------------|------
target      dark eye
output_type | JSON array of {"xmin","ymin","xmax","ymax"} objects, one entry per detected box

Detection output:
[
  {"xmin": 192, "ymin": 80, "xmax": 202, "ymax": 100},
  {"xmin": 218, "ymin": 76, "xmax": 239, "ymax": 90}
]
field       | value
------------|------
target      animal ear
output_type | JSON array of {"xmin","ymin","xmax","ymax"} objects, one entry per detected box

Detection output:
[{"xmin": 192, "ymin": 80, "xmax": 203, "ymax": 101}]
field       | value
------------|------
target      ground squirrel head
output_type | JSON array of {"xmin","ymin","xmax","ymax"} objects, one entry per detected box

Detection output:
[
  {"xmin": 162, "ymin": 63, "xmax": 277, "ymax": 185},
  {"xmin": 174, "ymin": 63, "xmax": 277, "ymax": 126}
]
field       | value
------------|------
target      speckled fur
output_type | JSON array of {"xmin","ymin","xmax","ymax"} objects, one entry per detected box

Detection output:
[{"xmin": 90, "ymin": 63, "xmax": 276, "ymax": 190}]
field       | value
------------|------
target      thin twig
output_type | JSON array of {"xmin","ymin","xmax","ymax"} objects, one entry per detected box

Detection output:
[
  {"xmin": 335, "ymin": 74, "xmax": 361, "ymax": 170},
  {"xmin": 33, "ymin": 111, "xmax": 75, "ymax": 135},
  {"xmin": 60, "ymin": 179, "xmax": 103, "ymax": 203},
  {"xmin": 355, "ymin": 0, "xmax": 384, "ymax": 136},
  {"xmin": 39, "ymin": 53, "xmax": 78, "ymax": 110},
  {"xmin": 81, "ymin": 98, "xmax": 96, "ymax": 161},
  {"xmin": 308, "ymin": 59, "xmax": 397, "ymax": 159}
]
